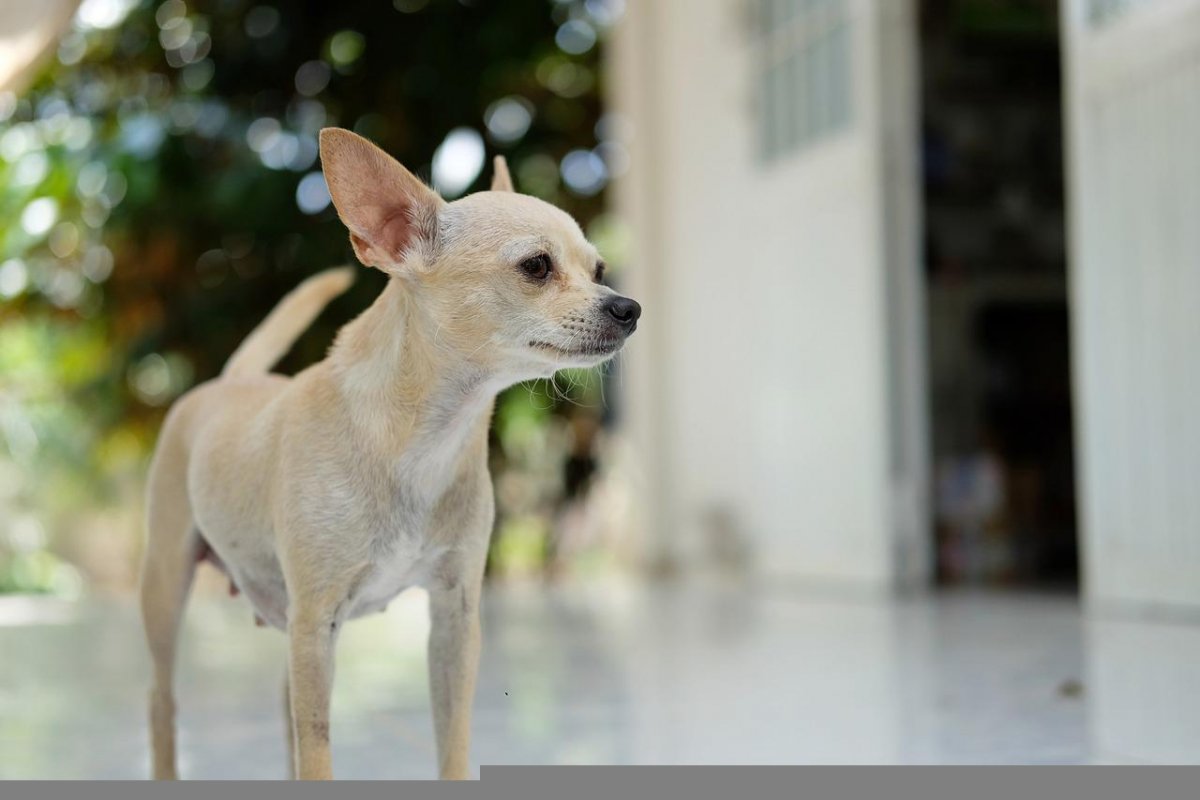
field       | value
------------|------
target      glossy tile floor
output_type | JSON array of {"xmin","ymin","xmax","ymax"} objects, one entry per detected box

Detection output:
[{"xmin": 1, "ymin": 579, "xmax": 1198, "ymax": 778}]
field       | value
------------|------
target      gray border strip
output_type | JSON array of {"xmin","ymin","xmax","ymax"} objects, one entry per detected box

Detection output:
[
  {"xmin": 489, "ymin": 766, "xmax": 1200, "ymax": 799},
  {"xmin": 2, "ymin": 766, "xmax": 1199, "ymax": 800}
]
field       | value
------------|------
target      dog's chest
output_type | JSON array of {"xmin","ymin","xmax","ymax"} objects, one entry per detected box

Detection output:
[
  {"xmin": 340, "ymin": 476, "xmax": 457, "ymax": 618},
  {"xmin": 346, "ymin": 534, "xmax": 449, "ymax": 619}
]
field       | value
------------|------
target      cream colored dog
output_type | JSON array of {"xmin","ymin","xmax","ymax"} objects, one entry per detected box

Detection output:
[{"xmin": 138, "ymin": 127, "xmax": 640, "ymax": 780}]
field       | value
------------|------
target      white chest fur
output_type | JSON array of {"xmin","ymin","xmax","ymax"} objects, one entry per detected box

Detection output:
[
  {"xmin": 345, "ymin": 536, "xmax": 449, "ymax": 619},
  {"xmin": 334, "ymin": 427, "xmax": 481, "ymax": 621}
]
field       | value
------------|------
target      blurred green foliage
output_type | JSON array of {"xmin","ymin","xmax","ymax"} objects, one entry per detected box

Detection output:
[{"xmin": 0, "ymin": 0, "xmax": 629, "ymax": 593}]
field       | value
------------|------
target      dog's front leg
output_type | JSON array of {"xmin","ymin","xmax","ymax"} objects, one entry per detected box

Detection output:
[
  {"xmin": 428, "ymin": 577, "xmax": 482, "ymax": 780},
  {"xmin": 287, "ymin": 604, "xmax": 339, "ymax": 780}
]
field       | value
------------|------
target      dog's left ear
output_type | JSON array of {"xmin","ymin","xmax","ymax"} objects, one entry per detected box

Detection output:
[
  {"xmin": 319, "ymin": 127, "xmax": 445, "ymax": 274},
  {"xmin": 491, "ymin": 155, "xmax": 515, "ymax": 193}
]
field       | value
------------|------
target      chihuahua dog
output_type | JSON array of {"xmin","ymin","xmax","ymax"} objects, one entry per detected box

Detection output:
[{"xmin": 139, "ymin": 127, "xmax": 640, "ymax": 780}]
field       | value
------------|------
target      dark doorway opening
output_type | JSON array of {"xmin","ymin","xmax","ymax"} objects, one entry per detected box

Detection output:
[{"xmin": 919, "ymin": 0, "xmax": 1077, "ymax": 588}]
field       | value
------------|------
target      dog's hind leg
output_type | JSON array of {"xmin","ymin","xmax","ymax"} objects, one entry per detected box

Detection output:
[{"xmin": 139, "ymin": 430, "xmax": 199, "ymax": 780}]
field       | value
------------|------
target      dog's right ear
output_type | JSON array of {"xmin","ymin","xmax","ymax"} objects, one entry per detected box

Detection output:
[
  {"xmin": 491, "ymin": 155, "xmax": 515, "ymax": 193},
  {"xmin": 319, "ymin": 128, "xmax": 444, "ymax": 273}
]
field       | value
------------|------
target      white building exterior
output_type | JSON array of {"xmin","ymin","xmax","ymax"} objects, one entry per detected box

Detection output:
[
  {"xmin": 610, "ymin": 0, "xmax": 928, "ymax": 591},
  {"xmin": 1062, "ymin": 0, "xmax": 1200, "ymax": 612},
  {"xmin": 611, "ymin": 0, "xmax": 1200, "ymax": 611}
]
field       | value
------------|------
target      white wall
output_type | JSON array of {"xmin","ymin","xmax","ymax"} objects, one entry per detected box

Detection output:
[
  {"xmin": 610, "ymin": 1, "xmax": 926, "ymax": 589},
  {"xmin": 1063, "ymin": 0, "xmax": 1200, "ymax": 611}
]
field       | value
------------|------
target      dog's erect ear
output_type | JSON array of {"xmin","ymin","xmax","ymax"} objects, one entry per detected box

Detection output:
[
  {"xmin": 319, "ymin": 128, "xmax": 444, "ymax": 273},
  {"xmin": 491, "ymin": 155, "xmax": 515, "ymax": 193}
]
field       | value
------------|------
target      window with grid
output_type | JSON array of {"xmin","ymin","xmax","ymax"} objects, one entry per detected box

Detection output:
[{"xmin": 756, "ymin": 0, "xmax": 853, "ymax": 162}]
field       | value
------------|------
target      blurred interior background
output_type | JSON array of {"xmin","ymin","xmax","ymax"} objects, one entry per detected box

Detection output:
[
  {"xmin": 1, "ymin": 0, "xmax": 631, "ymax": 596},
  {"xmin": 2, "ymin": 0, "xmax": 1200, "ymax": 774}
]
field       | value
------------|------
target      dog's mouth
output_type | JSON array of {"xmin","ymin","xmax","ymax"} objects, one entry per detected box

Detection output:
[{"xmin": 528, "ymin": 338, "xmax": 624, "ymax": 359}]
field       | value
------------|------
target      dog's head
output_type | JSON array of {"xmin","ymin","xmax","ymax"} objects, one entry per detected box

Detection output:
[{"xmin": 319, "ymin": 128, "xmax": 640, "ymax": 380}]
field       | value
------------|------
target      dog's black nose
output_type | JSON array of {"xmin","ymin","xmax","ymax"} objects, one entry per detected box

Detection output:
[{"xmin": 604, "ymin": 296, "xmax": 642, "ymax": 332}]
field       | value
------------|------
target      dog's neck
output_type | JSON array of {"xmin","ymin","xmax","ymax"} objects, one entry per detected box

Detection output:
[{"xmin": 328, "ymin": 278, "xmax": 499, "ymax": 489}]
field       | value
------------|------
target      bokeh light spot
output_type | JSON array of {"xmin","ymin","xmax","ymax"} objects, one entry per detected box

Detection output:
[
  {"xmin": 555, "ymin": 20, "xmax": 597, "ymax": 55},
  {"xmin": 328, "ymin": 31, "xmax": 366, "ymax": 67},
  {"xmin": 49, "ymin": 223, "xmax": 81, "ymax": 259},
  {"xmin": 296, "ymin": 172, "xmax": 331, "ymax": 215},
  {"xmin": 484, "ymin": 97, "xmax": 534, "ymax": 145},
  {"xmin": 0, "ymin": 259, "xmax": 29, "ymax": 299},
  {"xmin": 246, "ymin": 117, "xmax": 281, "ymax": 152},
  {"xmin": 560, "ymin": 149, "xmax": 608, "ymax": 196},
  {"xmin": 244, "ymin": 6, "xmax": 281, "ymax": 39},
  {"xmin": 432, "ymin": 127, "xmax": 485, "ymax": 198},
  {"xmin": 155, "ymin": 0, "xmax": 186, "ymax": 28},
  {"xmin": 181, "ymin": 59, "xmax": 215, "ymax": 91},
  {"xmin": 295, "ymin": 61, "xmax": 331, "ymax": 97},
  {"xmin": 78, "ymin": 0, "xmax": 140, "ymax": 31},
  {"xmin": 21, "ymin": 198, "xmax": 59, "ymax": 237},
  {"xmin": 13, "ymin": 152, "xmax": 49, "ymax": 188}
]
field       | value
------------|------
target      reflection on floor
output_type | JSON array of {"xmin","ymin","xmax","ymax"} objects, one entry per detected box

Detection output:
[{"xmin": 0, "ymin": 580, "xmax": 1198, "ymax": 778}]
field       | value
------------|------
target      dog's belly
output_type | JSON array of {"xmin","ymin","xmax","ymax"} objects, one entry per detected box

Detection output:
[
  {"xmin": 197, "ymin": 520, "xmax": 448, "ymax": 628},
  {"xmin": 230, "ymin": 555, "xmax": 290, "ymax": 628},
  {"xmin": 195, "ymin": 526, "xmax": 291, "ymax": 629},
  {"xmin": 191, "ymin": 492, "xmax": 290, "ymax": 626}
]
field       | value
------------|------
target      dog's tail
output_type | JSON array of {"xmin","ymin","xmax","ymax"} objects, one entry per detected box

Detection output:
[{"xmin": 222, "ymin": 267, "xmax": 356, "ymax": 378}]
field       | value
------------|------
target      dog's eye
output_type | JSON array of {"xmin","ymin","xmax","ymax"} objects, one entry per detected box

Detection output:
[
  {"xmin": 519, "ymin": 253, "xmax": 553, "ymax": 281},
  {"xmin": 594, "ymin": 261, "xmax": 606, "ymax": 283}
]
